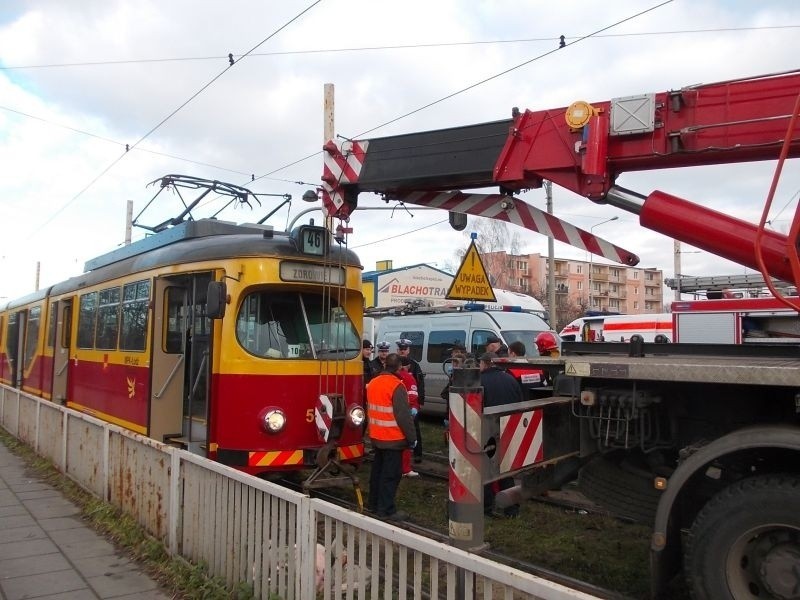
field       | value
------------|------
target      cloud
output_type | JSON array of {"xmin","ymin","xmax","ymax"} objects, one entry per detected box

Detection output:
[{"xmin": 1, "ymin": 0, "xmax": 799, "ymax": 301}]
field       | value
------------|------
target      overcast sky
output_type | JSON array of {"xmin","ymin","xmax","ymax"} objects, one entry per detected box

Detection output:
[{"xmin": 1, "ymin": 0, "xmax": 799, "ymax": 302}]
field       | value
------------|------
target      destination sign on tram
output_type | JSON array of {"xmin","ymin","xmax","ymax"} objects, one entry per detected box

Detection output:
[{"xmin": 280, "ymin": 262, "xmax": 345, "ymax": 285}]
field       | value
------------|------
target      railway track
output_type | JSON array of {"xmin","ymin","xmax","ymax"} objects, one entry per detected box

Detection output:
[
  {"xmin": 412, "ymin": 451, "xmax": 620, "ymax": 518},
  {"xmin": 280, "ymin": 456, "xmax": 634, "ymax": 600}
]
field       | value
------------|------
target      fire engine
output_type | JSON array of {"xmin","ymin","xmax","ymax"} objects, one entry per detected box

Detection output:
[
  {"xmin": 321, "ymin": 70, "xmax": 800, "ymax": 599},
  {"xmin": 565, "ymin": 296, "xmax": 800, "ymax": 345},
  {"xmin": 673, "ymin": 295, "xmax": 800, "ymax": 344}
]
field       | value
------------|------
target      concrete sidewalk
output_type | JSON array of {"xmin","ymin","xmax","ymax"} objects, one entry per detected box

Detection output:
[{"xmin": 0, "ymin": 440, "xmax": 173, "ymax": 600}]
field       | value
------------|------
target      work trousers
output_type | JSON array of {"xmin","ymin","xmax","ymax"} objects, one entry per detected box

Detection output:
[
  {"xmin": 413, "ymin": 415, "xmax": 423, "ymax": 460},
  {"xmin": 368, "ymin": 447, "xmax": 403, "ymax": 517}
]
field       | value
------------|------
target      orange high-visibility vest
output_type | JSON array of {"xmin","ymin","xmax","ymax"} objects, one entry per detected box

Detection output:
[{"xmin": 366, "ymin": 374, "xmax": 405, "ymax": 442}]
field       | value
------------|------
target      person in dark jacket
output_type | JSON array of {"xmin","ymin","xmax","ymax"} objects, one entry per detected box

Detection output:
[
  {"xmin": 479, "ymin": 352, "xmax": 521, "ymax": 517},
  {"xmin": 369, "ymin": 341, "xmax": 391, "ymax": 375},
  {"xmin": 480, "ymin": 352, "xmax": 523, "ymax": 408},
  {"xmin": 366, "ymin": 353, "xmax": 417, "ymax": 520},
  {"xmin": 396, "ymin": 338, "xmax": 425, "ymax": 463},
  {"xmin": 362, "ymin": 339, "xmax": 375, "ymax": 384}
]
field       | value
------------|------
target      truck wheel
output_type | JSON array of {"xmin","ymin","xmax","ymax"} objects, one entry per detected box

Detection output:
[
  {"xmin": 577, "ymin": 455, "xmax": 660, "ymax": 524},
  {"xmin": 684, "ymin": 474, "xmax": 800, "ymax": 600}
]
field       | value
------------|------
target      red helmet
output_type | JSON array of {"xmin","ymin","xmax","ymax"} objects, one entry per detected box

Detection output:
[{"xmin": 535, "ymin": 331, "xmax": 559, "ymax": 355}]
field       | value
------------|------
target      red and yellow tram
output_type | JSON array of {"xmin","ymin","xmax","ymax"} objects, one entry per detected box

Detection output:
[{"xmin": 0, "ymin": 218, "xmax": 366, "ymax": 476}]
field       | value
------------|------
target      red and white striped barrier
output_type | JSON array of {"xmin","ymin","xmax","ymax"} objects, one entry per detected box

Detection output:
[
  {"xmin": 389, "ymin": 190, "xmax": 639, "ymax": 266},
  {"xmin": 499, "ymin": 409, "xmax": 544, "ymax": 472},
  {"xmin": 320, "ymin": 138, "xmax": 639, "ymax": 266},
  {"xmin": 321, "ymin": 139, "xmax": 369, "ymax": 217},
  {"xmin": 447, "ymin": 373, "xmax": 485, "ymax": 550}
]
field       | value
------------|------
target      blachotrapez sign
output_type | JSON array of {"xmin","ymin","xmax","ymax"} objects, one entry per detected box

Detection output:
[{"xmin": 376, "ymin": 265, "xmax": 453, "ymax": 307}]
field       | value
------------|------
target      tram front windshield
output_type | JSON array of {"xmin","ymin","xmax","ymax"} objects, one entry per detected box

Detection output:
[{"xmin": 236, "ymin": 291, "xmax": 360, "ymax": 360}]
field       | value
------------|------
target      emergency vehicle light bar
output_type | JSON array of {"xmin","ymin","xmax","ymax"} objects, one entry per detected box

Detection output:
[{"xmin": 464, "ymin": 303, "xmax": 524, "ymax": 312}]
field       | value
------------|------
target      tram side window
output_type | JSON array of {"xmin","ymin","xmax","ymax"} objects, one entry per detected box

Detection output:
[
  {"xmin": 77, "ymin": 292, "xmax": 97, "ymax": 349},
  {"xmin": 6, "ymin": 313, "xmax": 19, "ymax": 367},
  {"xmin": 165, "ymin": 287, "xmax": 185, "ymax": 354},
  {"xmin": 47, "ymin": 302, "xmax": 57, "ymax": 349},
  {"xmin": 427, "ymin": 330, "xmax": 466, "ymax": 364},
  {"xmin": 95, "ymin": 287, "xmax": 121, "ymax": 350},
  {"xmin": 61, "ymin": 303, "xmax": 72, "ymax": 349},
  {"xmin": 120, "ymin": 280, "xmax": 150, "ymax": 351},
  {"xmin": 23, "ymin": 305, "xmax": 41, "ymax": 371}
]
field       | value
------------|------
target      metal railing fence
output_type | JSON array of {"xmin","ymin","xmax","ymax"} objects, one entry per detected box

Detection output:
[{"xmin": 0, "ymin": 383, "xmax": 599, "ymax": 600}]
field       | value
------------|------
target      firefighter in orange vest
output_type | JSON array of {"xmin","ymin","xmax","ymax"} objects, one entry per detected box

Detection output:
[{"xmin": 366, "ymin": 352, "xmax": 417, "ymax": 521}]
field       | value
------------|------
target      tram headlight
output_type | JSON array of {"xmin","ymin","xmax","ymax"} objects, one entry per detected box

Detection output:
[
  {"xmin": 262, "ymin": 408, "xmax": 287, "ymax": 433},
  {"xmin": 349, "ymin": 405, "xmax": 366, "ymax": 427}
]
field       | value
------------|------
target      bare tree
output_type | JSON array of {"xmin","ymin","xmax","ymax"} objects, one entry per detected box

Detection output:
[
  {"xmin": 558, "ymin": 296, "xmax": 590, "ymax": 331},
  {"xmin": 445, "ymin": 218, "xmax": 525, "ymax": 287}
]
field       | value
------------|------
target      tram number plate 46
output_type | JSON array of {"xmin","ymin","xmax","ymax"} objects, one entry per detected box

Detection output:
[
  {"xmin": 449, "ymin": 520, "xmax": 473, "ymax": 540},
  {"xmin": 301, "ymin": 226, "xmax": 326, "ymax": 255}
]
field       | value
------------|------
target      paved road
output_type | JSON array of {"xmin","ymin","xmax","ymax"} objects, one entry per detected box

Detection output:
[{"xmin": 0, "ymin": 440, "xmax": 174, "ymax": 600}]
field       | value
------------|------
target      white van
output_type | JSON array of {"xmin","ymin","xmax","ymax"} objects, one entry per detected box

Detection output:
[{"xmin": 373, "ymin": 307, "xmax": 553, "ymax": 415}]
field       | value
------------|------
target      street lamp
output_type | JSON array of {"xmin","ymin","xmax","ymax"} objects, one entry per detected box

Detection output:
[{"xmin": 588, "ymin": 216, "xmax": 619, "ymax": 310}]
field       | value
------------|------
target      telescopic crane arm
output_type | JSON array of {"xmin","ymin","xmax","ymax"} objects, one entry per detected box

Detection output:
[{"xmin": 322, "ymin": 70, "xmax": 800, "ymax": 286}]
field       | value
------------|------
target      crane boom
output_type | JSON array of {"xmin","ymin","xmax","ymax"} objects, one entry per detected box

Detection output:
[{"xmin": 322, "ymin": 69, "xmax": 800, "ymax": 285}]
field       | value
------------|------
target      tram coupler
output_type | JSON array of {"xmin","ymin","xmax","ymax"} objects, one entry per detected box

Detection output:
[{"xmin": 303, "ymin": 442, "xmax": 365, "ymax": 512}]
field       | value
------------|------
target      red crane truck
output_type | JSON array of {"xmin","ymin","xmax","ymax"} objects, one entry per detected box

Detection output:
[{"xmin": 322, "ymin": 70, "xmax": 800, "ymax": 600}]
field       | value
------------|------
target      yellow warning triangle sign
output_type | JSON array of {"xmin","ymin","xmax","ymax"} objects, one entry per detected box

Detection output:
[{"xmin": 446, "ymin": 240, "xmax": 497, "ymax": 301}]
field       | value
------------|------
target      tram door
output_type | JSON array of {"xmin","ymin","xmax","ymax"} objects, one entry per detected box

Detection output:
[
  {"xmin": 151, "ymin": 272, "xmax": 213, "ymax": 454},
  {"xmin": 5, "ymin": 311, "xmax": 24, "ymax": 388},
  {"xmin": 51, "ymin": 299, "xmax": 73, "ymax": 404}
]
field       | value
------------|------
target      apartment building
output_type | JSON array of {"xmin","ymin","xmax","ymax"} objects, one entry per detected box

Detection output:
[{"xmin": 482, "ymin": 251, "xmax": 664, "ymax": 314}]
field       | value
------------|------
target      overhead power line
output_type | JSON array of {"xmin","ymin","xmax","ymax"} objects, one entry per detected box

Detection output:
[
  {"xmin": 349, "ymin": 218, "xmax": 449, "ymax": 249},
  {"xmin": 2, "ymin": 25, "xmax": 797, "ymax": 71},
  {"xmin": 0, "ymin": 104, "xmax": 254, "ymax": 178},
  {"xmin": 28, "ymin": 0, "xmax": 323, "ymax": 235},
  {"xmin": 253, "ymin": 0, "xmax": 675, "ymax": 185}
]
